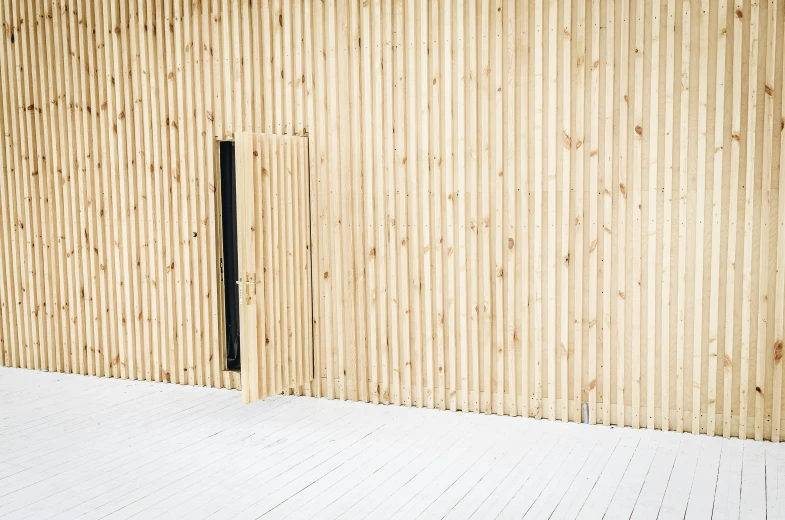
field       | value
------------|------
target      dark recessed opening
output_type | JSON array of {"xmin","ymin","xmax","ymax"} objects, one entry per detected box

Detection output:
[{"xmin": 220, "ymin": 141, "xmax": 240, "ymax": 370}]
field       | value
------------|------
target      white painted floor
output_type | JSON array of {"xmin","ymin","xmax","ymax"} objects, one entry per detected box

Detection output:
[{"xmin": 0, "ymin": 368, "xmax": 783, "ymax": 519}]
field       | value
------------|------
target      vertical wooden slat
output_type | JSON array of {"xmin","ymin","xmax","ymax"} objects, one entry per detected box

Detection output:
[
  {"xmin": 406, "ymin": 0, "xmax": 423, "ymax": 409},
  {"xmin": 692, "ymin": 0, "xmax": 709, "ymax": 435},
  {"xmin": 616, "ymin": 0, "xmax": 630, "ymax": 428},
  {"xmin": 7, "ymin": 0, "xmax": 34, "ymax": 371},
  {"xmin": 755, "ymin": 0, "xmax": 779, "ymax": 441},
  {"xmin": 338, "ymin": 0, "xmax": 357, "ymax": 403},
  {"xmin": 203, "ymin": 0, "xmax": 221, "ymax": 388},
  {"xmin": 724, "ymin": 0, "xmax": 742, "ymax": 440},
  {"xmin": 466, "ymin": 0, "xmax": 479, "ymax": 413},
  {"xmin": 675, "ymin": 0, "xmax": 690, "ymax": 434},
  {"xmin": 21, "ymin": 0, "xmax": 51, "ymax": 374},
  {"xmin": 0, "ymin": 10, "xmax": 6, "ymax": 368},
  {"xmin": 36, "ymin": 1, "xmax": 59, "ymax": 374},
  {"xmin": 271, "ymin": 134, "xmax": 284, "ymax": 394},
  {"xmin": 392, "ymin": 0, "xmax": 407, "ymax": 406},
  {"xmin": 255, "ymin": 135, "xmax": 268, "ymax": 396},
  {"xmin": 164, "ymin": 0, "xmax": 185, "ymax": 385},
  {"xmin": 233, "ymin": 0, "xmax": 244, "ymax": 131},
  {"xmin": 261, "ymin": 133, "xmax": 276, "ymax": 397},
  {"xmin": 191, "ymin": 0, "xmax": 210, "ymax": 388},
  {"xmin": 418, "ymin": 0, "xmax": 433, "ymax": 410},
  {"xmin": 326, "ymin": 0, "xmax": 346, "ymax": 400},
  {"xmin": 0, "ymin": 2, "xmax": 23, "ymax": 371},
  {"xmin": 174, "ymin": 0, "xmax": 196, "ymax": 386},
  {"xmin": 27, "ymin": 0, "xmax": 57, "ymax": 373},
  {"xmin": 631, "ymin": 0, "xmax": 644, "ymax": 430},
  {"xmin": 601, "ymin": 0, "xmax": 614, "ymax": 427},
  {"xmin": 328, "ymin": 0, "xmax": 348, "ymax": 401},
  {"xmin": 559, "ymin": 0, "xmax": 571, "ymax": 423},
  {"xmin": 349, "ymin": 0, "xmax": 367, "ymax": 403},
  {"xmin": 303, "ymin": 0, "xmax": 317, "ymax": 398},
  {"xmin": 384, "ymin": 0, "xmax": 400, "ymax": 406},
  {"xmin": 371, "ymin": 0, "xmax": 388, "ymax": 405},
  {"xmin": 585, "ymin": 0, "xmax": 596, "ymax": 424},
  {"xmin": 154, "ymin": 0, "xmax": 176, "ymax": 384},
  {"xmin": 311, "ymin": 0, "xmax": 332, "ymax": 400},
  {"xmin": 65, "ymin": 2, "xmax": 92, "ymax": 375},
  {"xmin": 261, "ymin": 0, "xmax": 273, "ymax": 133},
  {"xmin": 478, "ymin": 0, "xmax": 491, "ymax": 414},
  {"xmin": 283, "ymin": 137, "xmax": 296, "ymax": 389},
  {"xmin": 456, "ymin": 0, "xmax": 469, "ymax": 412},
  {"xmin": 646, "ymin": 0, "xmax": 660, "ymax": 431},
  {"xmin": 773, "ymin": 0, "xmax": 785, "ymax": 442},
  {"xmin": 235, "ymin": 131, "xmax": 259, "ymax": 403},
  {"xmin": 126, "ymin": 0, "xmax": 147, "ymax": 382},
  {"xmin": 282, "ymin": 0, "xmax": 292, "ymax": 134},
  {"xmin": 518, "ymin": 0, "xmax": 530, "ymax": 419},
  {"xmin": 661, "ymin": 0, "xmax": 677, "ymax": 433},
  {"xmin": 443, "ymin": 0, "xmax": 456, "ymax": 413},
  {"xmin": 739, "ymin": 0, "xmax": 760, "ymax": 440},
  {"xmin": 503, "ymin": 0, "xmax": 516, "ymax": 417},
  {"xmin": 771, "ymin": 3, "xmax": 785, "ymax": 442},
  {"xmin": 360, "ymin": 0, "xmax": 378, "ymax": 405},
  {"xmin": 299, "ymin": 138, "xmax": 311, "ymax": 389},
  {"xmin": 546, "ymin": 0, "xmax": 557, "ymax": 422},
  {"xmin": 708, "ymin": 0, "xmax": 729, "ymax": 437},
  {"xmin": 136, "ymin": 0, "xmax": 158, "ymax": 383},
  {"xmin": 533, "ymin": 0, "xmax": 544, "ymax": 420},
  {"xmin": 64, "ymin": 0, "xmax": 87, "ymax": 375},
  {"xmin": 492, "ymin": 0, "xmax": 505, "ymax": 416},
  {"xmin": 430, "ymin": 0, "xmax": 445, "ymax": 411}
]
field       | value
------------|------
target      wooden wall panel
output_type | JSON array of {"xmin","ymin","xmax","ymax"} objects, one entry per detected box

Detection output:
[{"xmin": 1, "ymin": 0, "xmax": 785, "ymax": 440}]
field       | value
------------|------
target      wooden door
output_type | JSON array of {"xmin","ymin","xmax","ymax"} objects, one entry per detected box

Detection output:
[{"xmin": 235, "ymin": 132, "xmax": 313, "ymax": 403}]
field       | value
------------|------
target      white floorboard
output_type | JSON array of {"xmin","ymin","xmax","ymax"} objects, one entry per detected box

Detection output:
[{"xmin": 0, "ymin": 367, "xmax": 782, "ymax": 519}]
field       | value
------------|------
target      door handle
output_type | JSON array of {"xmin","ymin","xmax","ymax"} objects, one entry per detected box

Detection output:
[{"xmin": 237, "ymin": 274, "xmax": 260, "ymax": 304}]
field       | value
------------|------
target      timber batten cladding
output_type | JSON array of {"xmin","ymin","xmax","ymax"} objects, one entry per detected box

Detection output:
[{"xmin": 0, "ymin": 0, "xmax": 784, "ymax": 441}]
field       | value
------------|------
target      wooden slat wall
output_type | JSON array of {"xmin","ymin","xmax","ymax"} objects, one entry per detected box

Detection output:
[{"xmin": 1, "ymin": 0, "xmax": 784, "ymax": 440}]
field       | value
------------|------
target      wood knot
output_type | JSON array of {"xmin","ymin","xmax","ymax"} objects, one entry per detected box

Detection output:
[
  {"xmin": 634, "ymin": 125, "xmax": 643, "ymax": 136},
  {"xmin": 508, "ymin": 238, "xmax": 515, "ymax": 250},
  {"xmin": 724, "ymin": 355, "xmax": 731, "ymax": 367},
  {"xmin": 323, "ymin": 271, "xmax": 329, "ymax": 279},
  {"xmin": 619, "ymin": 183, "xmax": 627, "ymax": 198},
  {"xmin": 732, "ymin": 133, "xmax": 741, "ymax": 142},
  {"xmin": 588, "ymin": 379, "xmax": 597, "ymax": 390},
  {"xmin": 563, "ymin": 132, "xmax": 571, "ymax": 149},
  {"xmin": 369, "ymin": 247, "xmax": 376, "ymax": 258},
  {"xmin": 775, "ymin": 341, "xmax": 783, "ymax": 362},
  {"xmin": 735, "ymin": 8, "xmax": 743, "ymax": 18},
  {"xmin": 765, "ymin": 85, "xmax": 774, "ymax": 96}
]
